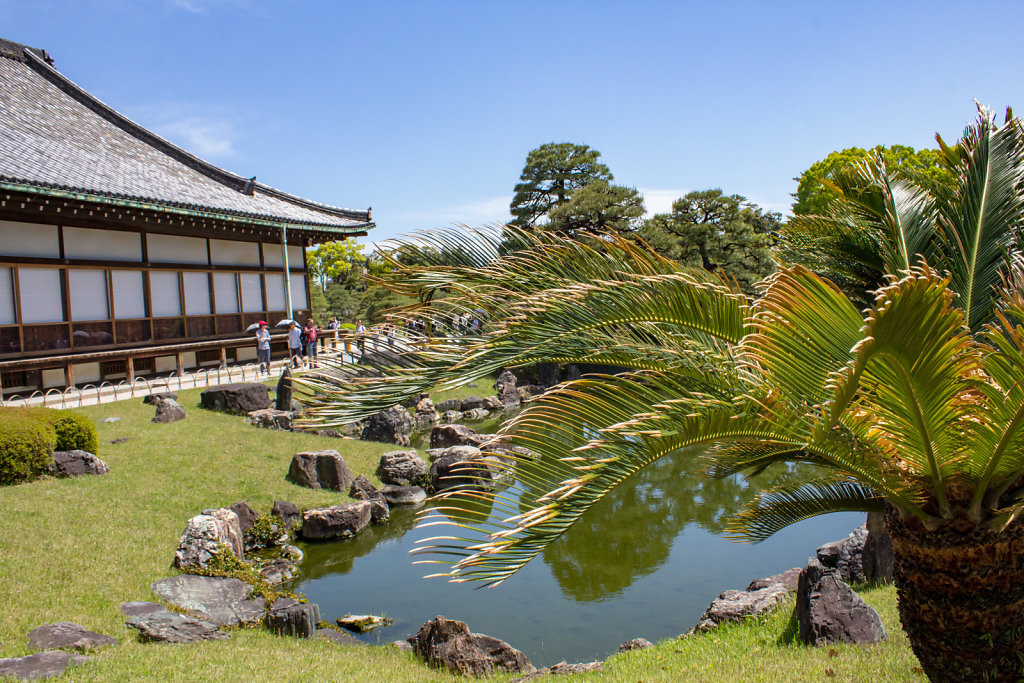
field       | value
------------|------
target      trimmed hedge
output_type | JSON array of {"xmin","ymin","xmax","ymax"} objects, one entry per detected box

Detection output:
[{"xmin": 0, "ymin": 407, "xmax": 98, "ymax": 485}]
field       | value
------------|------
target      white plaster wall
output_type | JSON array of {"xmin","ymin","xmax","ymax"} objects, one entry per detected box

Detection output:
[
  {"xmin": 64, "ymin": 226, "xmax": 141, "ymax": 261},
  {"xmin": 0, "ymin": 220, "xmax": 59, "ymax": 258},
  {"xmin": 72, "ymin": 362, "xmax": 100, "ymax": 384}
]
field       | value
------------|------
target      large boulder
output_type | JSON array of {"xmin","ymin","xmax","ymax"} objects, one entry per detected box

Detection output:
[
  {"xmin": 226, "ymin": 501, "xmax": 258, "ymax": 534},
  {"xmin": 376, "ymin": 450, "xmax": 429, "ymax": 487},
  {"xmin": 288, "ymin": 450, "xmax": 354, "ymax": 491},
  {"xmin": 429, "ymin": 446, "xmax": 514, "ymax": 492},
  {"xmin": 125, "ymin": 606, "xmax": 227, "ymax": 643},
  {"xmin": 816, "ymin": 524, "xmax": 867, "ymax": 584},
  {"xmin": 174, "ymin": 508, "xmax": 244, "ymax": 570},
  {"xmin": 360, "ymin": 406, "xmax": 415, "ymax": 446},
  {"xmin": 200, "ymin": 384, "xmax": 271, "ymax": 415},
  {"xmin": 272, "ymin": 500, "xmax": 301, "ymax": 530},
  {"xmin": 152, "ymin": 396, "xmax": 186, "ymax": 424},
  {"xmin": 692, "ymin": 584, "xmax": 790, "ymax": 633},
  {"xmin": 415, "ymin": 397, "xmax": 439, "ymax": 427},
  {"xmin": 27, "ymin": 622, "xmax": 116, "ymax": 652},
  {"xmin": 0, "ymin": 651, "xmax": 91, "ymax": 680},
  {"xmin": 462, "ymin": 408, "xmax": 489, "ymax": 421},
  {"xmin": 862, "ymin": 511, "xmax": 894, "ymax": 583},
  {"xmin": 246, "ymin": 409, "xmax": 293, "ymax": 430},
  {"xmin": 301, "ymin": 502, "xmax": 372, "ymax": 541},
  {"xmin": 47, "ymin": 450, "xmax": 109, "ymax": 478},
  {"xmin": 380, "ymin": 484, "xmax": 428, "ymax": 506},
  {"xmin": 493, "ymin": 370, "xmax": 520, "ymax": 407},
  {"xmin": 430, "ymin": 424, "xmax": 490, "ymax": 449},
  {"xmin": 266, "ymin": 598, "xmax": 320, "ymax": 638},
  {"xmin": 150, "ymin": 575, "xmax": 265, "ymax": 628},
  {"xmin": 409, "ymin": 616, "xmax": 534, "ymax": 677},
  {"xmin": 795, "ymin": 558, "xmax": 886, "ymax": 646},
  {"xmin": 350, "ymin": 475, "xmax": 390, "ymax": 524},
  {"xmin": 460, "ymin": 396, "xmax": 484, "ymax": 411}
]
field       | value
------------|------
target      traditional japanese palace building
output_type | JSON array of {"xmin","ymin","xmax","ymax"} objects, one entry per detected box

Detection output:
[{"xmin": 0, "ymin": 38, "xmax": 373, "ymax": 396}]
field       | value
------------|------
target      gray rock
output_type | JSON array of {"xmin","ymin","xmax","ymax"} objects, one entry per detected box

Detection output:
[
  {"xmin": 462, "ymin": 408, "xmax": 489, "ymax": 421},
  {"xmin": 336, "ymin": 614, "xmax": 392, "ymax": 633},
  {"xmin": 26, "ymin": 623, "xmax": 116, "ymax": 652},
  {"xmin": 199, "ymin": 383, "xmax": 271, "ymax": 415},
  {"xmin": 434, "ymin": 399, "xmax": 462, "ymax": 413},
  {"xmin": 460, "ymin": 396, "xmax": 484, "ymax": 411},
  {"xmin": 440, "ymin": 410, "xmax": 462, "ymax": 423},
  {"xmin": 380, "ymin": 485, "xmax": 428, "ymax": 505},
  {"xmin": 409, "ymin": 616, "xmax": 534, "ymax": 677},
  {"xmin": 692, "ymin": 583, "xmax": 789, "ymax": 632},
  {"xmin": 429, "ymin": 446, "xmax": 514, "ymax": 492},
  {"xmin": 259, "ymin": 558, "xmax": 298, "ymax": 585},
  {"xmin": 266, "ymin": 598, "xmax": 320, "ymax": 638},
  {"xmin": 150, "ymin": 575, "xmax": 265, "ymax": 628},
  {"xmin": 360, "ymin": 406, "xmax": 414, "ymax": 446},
  {"xmin": 511, "ymin": 661, "xmax": 603, "ymax": 682},
  {"xmin": 226, "ymin": 501, "xmax": 258, "ymax": 534},
  {"xmin": 317, "ymin": 628, "xmax": 365, "ymax": 646},
  {"xmin": 863, "ymin": 511, "xmax": 894, "ymax": 583},
  {"xmin": 494, "ymin": 370, "xmax": 520, "ymax": 407},
  {"xmin": 98, "ymin": 417, "xmax": 120, "ymax": 423},
  {"xmin": 429, "ymin": 424, "xmax": 488, "ymax": 449},
  {"xmin": 415, "ymin": 398, "xmax": 439, "ymax": 426},
  {"xmin": 300, "ymin": 502, "xmax": 372, "ymax": 540},
  {"xmin": 817, "ymin": 524, "xmax": 867, "ymax": 584},
  {"xmin": 288, "ymin": 450, "xmax": 354, "ymax": 491},
  {"xmin": 747, "ymin": 567, "xmax": 801, "ymax": 592},
  {"xmin": 173, "ymin": 508, "xmax": 244, "ymax": 570},
  {"xmin": 47, "ymin": 450, "xmax": 109, "ymax": 478},
  {"xmin": 376, "ymin": 450, "xmax": 429, "ymax": 487},
  {"xmin": 350, "ymin": 475, "xmax": 390, "ymax": 524},
  {"xmin": 274, "ymin": 367, "xmax": 293, "ymax": 412},
  {"xmin": 392, "ymin": 639, "xmax": 414, "ymax": 651},
  {"xmin": 126, "ymin": 607, "xmax": 227, "ymax": 643},
  {"xmin": 272, "ymin": 500, "xmax": 301, "ymax": 530},
  {"xmin": 143, "ymin": 392, "xmax": 177, "ymax": 405},
  {"xmin": 618, "ymin": 638, "xmax": 653, "ymax": 652},
  {"xmin": 282, "ymin": 544, "xmax": 304, "ymax": 564},
  {"xmin": 152, "ymin": 397, "xmax": 186, "ymax": 423},
  {"xmin": 120, "ymin": 602, "xmax": 165, "ymax": 618},
  {"xmin": 482, "ymin": 396, "xmax": 504, "ymax": 411},
  {"xmin": 109, "ymin": 437, "xmax": 131, "ymax": 444},
  {"xmin": 795, "ymin": 558, "xmax": 886, "ymax": 646},
  {"xmin": 246, "ymin": 408, "xmax": 293, "ymax": 430},
  {"xmin": 0, "ymin": 651, "xmax": 90, "ymax": 680}
]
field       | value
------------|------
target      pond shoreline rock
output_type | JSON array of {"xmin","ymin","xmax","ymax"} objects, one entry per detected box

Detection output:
[
  {"xmin": 795, "ymin": 558, "xmax": 886, "ymax": 646},
  {"xmin": 150, "ymin": 575, "xmax": 265, "ymax": 628},
  {"xmin": 301, "ymin": 502, "xmax": 372, "ymax": 541},
  {"xmin": 125, "ymin": 605, "xmax": 227, "ymax": 643},
  {"xmin": 409, "ymin": 616, "xmax": 535, "ymax": 677},
  {"xmin": 376, "ymin": 450, "xmax": 429, "ymax": 487},
  {"xmin": 289, "ymin": 450, "xmax": 354, "ymax": 491},
  {"xmin": 350, "ymin": 475, "xmax": 390, "ymax": 524},
  {"xmin": 361, "ymin": 406, "xmax": 415, "ymax": 446},
  {"xmin": 174, "ymin": 507, "xmax": 244, "ymax": 570}
]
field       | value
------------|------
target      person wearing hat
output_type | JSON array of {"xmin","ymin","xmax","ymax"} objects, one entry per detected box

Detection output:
[{"xmin": 256, "ymin": 321, "xmax": 271, "ymax": 375}]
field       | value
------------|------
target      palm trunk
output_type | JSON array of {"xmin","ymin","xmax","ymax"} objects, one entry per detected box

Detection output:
[{"xmin": 885, "ymin": 506, "xmax": 1024, "ymax": 682}]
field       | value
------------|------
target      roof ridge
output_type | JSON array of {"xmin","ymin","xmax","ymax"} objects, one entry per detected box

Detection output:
[
  {"xmin": 17, "ymin": 44, "xmax": 370, "ymax": 223},
  {"xmin": 0, "ymin": 38, "xmax": 51, "ymax": 65}
]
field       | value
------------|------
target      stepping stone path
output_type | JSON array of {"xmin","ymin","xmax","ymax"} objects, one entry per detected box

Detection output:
[
  {"xmin": 125, "ymin": 606, "xmax": 227, "ymax": 644},
  {"xmin": 47, "ymin": 450, "xmax": 109, "ymax": 478},
  {"xmin": 0, "ymin": 651, "xmax": 91, "ymax": 681},
  {"xmin": 27, "ymin": 622, "xmax": 116, "ymax": 652},
  {"xmin": 150, "ymin": 575, "xmax": 265, "ymax": 628}
]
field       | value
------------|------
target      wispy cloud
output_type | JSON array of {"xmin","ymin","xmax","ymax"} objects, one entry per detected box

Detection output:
[
  {"xmin": 128, "ymin": 103, "xmax": 238, "ymax": 160},
  {"xmin": 392, "ymin": 195, "xmax": 512, "ymax": 227},
  {"xmin": 637, "ymin": 188, "xmax": 687, "ymax": 217}
]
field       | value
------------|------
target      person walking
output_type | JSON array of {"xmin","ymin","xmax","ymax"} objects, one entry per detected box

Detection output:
[
  {"xmin": 256, "ymin": 321, "xmax": 271, "ymax": 375},
  {"xmin": 304, "ymin": 318, "xmax": 320, "ymax": 369},
  {"xmin": 287, "ymin": 321, "xmax": 303, "ymax": 369},
  {"xmin": 355, "ymin": 318, "xmax": 366, "ymax": 356}
]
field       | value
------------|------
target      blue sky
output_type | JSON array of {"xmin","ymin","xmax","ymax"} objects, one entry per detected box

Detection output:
[{"xmin": 3, "ymin": 0, "xmax": 1023, "ymax": 246}]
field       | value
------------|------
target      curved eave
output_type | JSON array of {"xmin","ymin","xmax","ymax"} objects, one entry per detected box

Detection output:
[{"xmin": 0, "ymin": 180, "xmax": 373, "ymax": 237}]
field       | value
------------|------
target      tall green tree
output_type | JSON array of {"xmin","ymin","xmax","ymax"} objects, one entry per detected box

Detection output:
[
  {"xmin": 306, "ymin": 239, "xmax": 366, "ymax": 291},
  {"xmin": 545, "ymin": 179, "xmax": 645, "ymax": 236},
  {"xmin": 637, "ymin": 190, "xmax": 778, "ymax": 292},
  {"xmin": 792, "ymin": 144, "xmax": 953, "ymax": 216},
  {"xmin": 509, "ymin": 142, "xmax": 612, "ymax": 228},
  {"xmin": 301, "ymin": 107, "xmax": 1024, "ymax": 680}
]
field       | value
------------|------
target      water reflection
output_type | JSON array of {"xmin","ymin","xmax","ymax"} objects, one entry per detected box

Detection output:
[{"xmin": 300, "ymin": 506, "xmax": 420, "ymax": 580}]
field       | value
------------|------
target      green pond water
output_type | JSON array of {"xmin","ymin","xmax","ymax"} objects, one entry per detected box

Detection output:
[{"xmin": 296, "ymin": 412, "xmax": 859, "ymax": 667}]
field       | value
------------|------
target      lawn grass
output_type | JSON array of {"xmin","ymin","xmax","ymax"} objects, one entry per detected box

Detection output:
[{"xmin": 0, "ymin": 386, "xmax": 922, "ymax": 681}]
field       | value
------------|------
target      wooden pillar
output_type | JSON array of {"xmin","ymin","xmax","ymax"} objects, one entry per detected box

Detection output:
[
  {"xmin": 219, "ymin": 346, "xmax": 227, "ymax": 367},
  {"xmin": 126, "ymin": 356, "xmax": 135, "ymax": 383},
  {"xmin": 64, "ymin": 362, "xmax": 75, "ymax": 388},
  {"xmin": 175, "ymin": 352, "xmax": 184, "ymax": 377}
]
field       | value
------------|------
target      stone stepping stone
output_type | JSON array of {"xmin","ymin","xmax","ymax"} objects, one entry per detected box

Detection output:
[
  {"xmin": 27, "ymin": 622, "xmax": 116, "ymax": 652},
  {"xmin": 380, "ymin": 485, "xmax": 427, "ymax": 505},
  {"xmin": 125, "ymin": 608, "xmax": 226, "ymax": 644},
  {"xmin": 150, "ymin": 575, "xmax": 265, "ymax": 628},
  {"xmin": 0, "ymin": 651, "xmax": 90, "ymax": 681},
  {"xmin": 120, "ymin": 602, "xmax": 165, "ymax": 617}
]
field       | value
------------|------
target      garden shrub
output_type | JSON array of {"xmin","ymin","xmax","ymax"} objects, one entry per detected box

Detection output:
[
  {"xmin": 47, "ymin": 410, "xmax": 99, "ymax": 454},
  {"xmin": 0, "ymin": 407, "xmax": 56, "ymax": 484}
]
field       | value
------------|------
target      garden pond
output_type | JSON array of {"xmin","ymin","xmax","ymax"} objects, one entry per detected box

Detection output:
[{"xmin": 296, "ymin": 412, "xmax": 859, "ymax": 667}]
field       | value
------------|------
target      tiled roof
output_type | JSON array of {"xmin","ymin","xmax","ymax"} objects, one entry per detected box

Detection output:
[{"xmin": 0, "ymin": 38, "xmax": 372, "ymax": 234}]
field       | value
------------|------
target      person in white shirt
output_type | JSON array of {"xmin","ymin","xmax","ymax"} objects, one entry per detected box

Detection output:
[
  {"xmin": 256, "ymin": 321, "xmax": 271, "ymax": 375},
  {"xmin": 287, "ymin": 321, "xmax": 303, "ymax": 369}
]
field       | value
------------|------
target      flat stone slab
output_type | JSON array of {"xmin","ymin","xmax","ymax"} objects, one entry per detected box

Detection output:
[
  {"xmin": 380, "ymin": 485, "xmax": 427, "ymax": 505},
  {"xmin": 27, "ymin": 622, "xmax": 116, "ymax": 652},
  {"xmin": 120, "ymin": 602, "xmax": 165, "ymax": 617},
  {"xmin": 126, "ymin": 607, "xmax": 227, "ymax": 644},
  {"xmin": 151, "ymin": 575, "xmax": 265, "ymax": 627},
  {"xmin": 0, "ymin": 651, "xmax": 90, "ymax": 681}
]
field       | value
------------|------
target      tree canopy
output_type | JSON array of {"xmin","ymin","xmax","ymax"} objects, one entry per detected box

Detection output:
[
  {"xmin": 509, "ymin": 142, "xmax": 613, "ymax": 229},
  {"xmin": 792, "ymin": 144, "xmax": 954, "ymax": 215},
  {"xmin": 636, "ymin": 189, "xmax": 779, "ymax": 292}
]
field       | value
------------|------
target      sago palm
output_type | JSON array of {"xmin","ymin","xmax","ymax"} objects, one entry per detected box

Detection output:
[{"xmin": 300, "ymin": 107, "xmax": 1024, "ymax": 682}]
